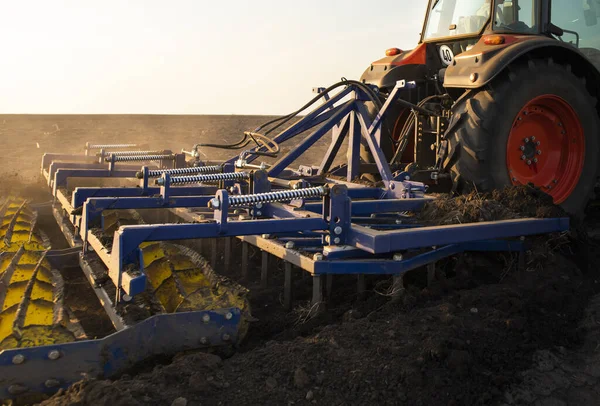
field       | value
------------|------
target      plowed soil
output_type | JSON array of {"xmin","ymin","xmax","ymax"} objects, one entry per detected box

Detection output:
[{"xmin": 2, "ymin": 115, "xmax": 600, "ymax": 406}]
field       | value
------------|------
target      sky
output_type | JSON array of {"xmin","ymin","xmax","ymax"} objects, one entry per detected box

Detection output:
[{"xmin": 0, "ymin": 1, "xmax": 427, "ymax": 115}]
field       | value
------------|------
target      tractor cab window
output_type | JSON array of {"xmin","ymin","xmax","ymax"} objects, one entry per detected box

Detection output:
[
  {"xmin": 493, "ymin": 0, "xmax": 538, "ymax": 33},
  {"xmin": 423, "ymin": 0, "xmax": 492, "ymax": 40},
  {"xmin": 550, "ymin": 0, "xmax": 600, "ymax": 53}
]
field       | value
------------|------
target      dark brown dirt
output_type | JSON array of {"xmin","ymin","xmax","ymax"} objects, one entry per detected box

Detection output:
[
  {"xmin": 1, "ymin": 115, "xmax": 599, "ymax": 406},
  {"xmin": 419, "ymin": 186, "xmax": 565, "ymax": 225},
  {"xmin": 40, "ymin": 234, "xmax": 600, "ymax": 406}
]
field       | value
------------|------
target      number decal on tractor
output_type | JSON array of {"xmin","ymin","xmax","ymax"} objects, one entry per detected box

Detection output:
[{"xmin": 439, "ymin": 45, "xmax": 454, "ymax": 66}]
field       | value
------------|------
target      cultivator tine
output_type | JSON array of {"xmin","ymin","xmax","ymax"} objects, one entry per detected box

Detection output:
[
  {"xmin": 427, "ymin": 263, "xmax": 436, "ymax": 286},
  {"xmin": 357, "ymin": 275, "xmax": 366, "ymax": 299},
  {"xmin": 241, "ymin": 241, "xmax": 249, "ymax": 279},
  {"xmin": 284, "ymin": 262, "xmax": 293, "ymax": 311},
  {"xmin": 261, "ymin": 250, "xmax": 269, "ymax": 288},
  {"xmin": 392, "ymin": 275, "xmax": 405, "ymax": 297},
  {"xmin": 312, "ymin": 275, "xmax": 324, "ymax": 312},
  {"xmin": 210, "ymin": 238, "xmax": 218, "ymax": 269},
  {"xmin": 326, "ymin": 274, "xmax": 334, "ymax": 301},
  {"xmin": 223, "ymin": 237, "xmax": 232, "ymax": 272}
]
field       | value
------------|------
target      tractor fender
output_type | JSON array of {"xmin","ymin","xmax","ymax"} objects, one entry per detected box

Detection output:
[
  {"xmin": 360, "ymin": 44, "xmax": 435, "ymax": 92},
  {"xmin": 444, "ymin": 35, "xmax": 600, "ymax": 92}
]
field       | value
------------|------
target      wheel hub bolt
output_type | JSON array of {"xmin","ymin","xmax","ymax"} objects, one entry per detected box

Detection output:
[
  {"xmin": 521, "ymin": 155, "xmax": 526, "ymax": 160},
  {"xmin": 533, "ymin": 158, "xmax": 538, "ymax": 163},
  {"xmin": 524, "ymin": 138, "xmax": 530, "ymax": 143},
  {"xmin": 537, "ymin": 150, "xmax": 542, "ymax": 155},
  {"xmin": 527, "ymin": 160, "xmax": 532, "ymax": 165},
  {"xmin": 531, "ymin": 136, "xmax": 536, "ymax": 141},
  {"xmin": 536, "ymin": 141, "xmax": 541, "ymax": 146},
  {"xmin": 520, "ymin": 146, "xmax": 525, "ymax": 151}
]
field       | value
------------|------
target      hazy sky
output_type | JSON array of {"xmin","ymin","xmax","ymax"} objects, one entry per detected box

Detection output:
[{"xmin": 0, "ymin": 1, "xmax": 427, "ymax": 115}]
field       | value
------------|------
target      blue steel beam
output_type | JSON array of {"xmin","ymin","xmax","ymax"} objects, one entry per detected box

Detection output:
[
  {"xmin": 267, "ymin": 101, "xmax": 355, "ymax": 177},
  {"xmin": 0, "ymin": 309, "xmax": 241, "ymax": 399},
  {"xmin": 348, "ymin": 218, "xmax": 569, "ymax": 254},
  {"xmin": 72, "ymin": 186, "xmax": 217, "ymax": 208},
  {"xmin": 109, "ymin": 217, "xmax": 328, "ymax": 296}
]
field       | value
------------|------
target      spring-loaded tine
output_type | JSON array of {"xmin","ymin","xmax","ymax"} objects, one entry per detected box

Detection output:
[
  {"xmin": 106, "ymin": 154, "xmax": 175, "ymax": 163},
  {"xmin": 146, "ymin": 165, "xmax": 222, "ymax": 178}
]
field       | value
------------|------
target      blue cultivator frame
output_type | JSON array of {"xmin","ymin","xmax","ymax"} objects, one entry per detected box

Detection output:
[{"xmin": 1, "ymin": 80, "xmax": 570, "ymax": 398}]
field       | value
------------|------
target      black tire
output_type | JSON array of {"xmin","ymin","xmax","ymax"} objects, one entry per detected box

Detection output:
[{"xmin": 444, "ymin": 58, "xmax": 599, "ymax": 215}]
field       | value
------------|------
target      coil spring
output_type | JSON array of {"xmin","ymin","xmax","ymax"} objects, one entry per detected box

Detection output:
[
  {"xmin": 166, "ymin": 171, "xmax": 250, "ymax": 185},
  {"xmin": 146, "ymin": 165, "xmax": 222, "ymax": 178},
  {"xmin": 106, "ymin": 154, "xmax": 175, "ymax": 162},
  {"xmin": 104, "ymin": 150, "xmax": 165, "ymax": 157},
  {"xmin": 228, "ymin": 186, "xmax": 326, "ymax": 207},
  {"xmin": 87, "ymin": 143, "xmax": 138, "ymax": 150}
]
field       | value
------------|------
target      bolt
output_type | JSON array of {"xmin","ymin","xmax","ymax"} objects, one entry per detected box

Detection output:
[
  {"xmin": 48, "ymin": 350, "xmax": 61, "ymax": 360},
  {"xmin": 255, "ymin": 202, "xmax": 263, "ymax": 209},
  {"xmin": 122, "ymin": 294, "xmax": 132, "ymax": 302},
  {"xmin": 333, "ymin": 237, "xmax": 341, "ymax": 244},
  {"xmin": 395, "ymin": 219, "xmax": 402, "ymax": 224},
  {"xmin": 520, "ymin": 236, "xmax": 526, "ymax": 241},
  {"xmin": 531, "ymin": 136, "xmax": 536, "ymax": 141},
  {"xmin": 255, "ymin": 211, "xmax": 262, "ymax": 217},
  {"xmin": 553, "ymin": 179, "xmax": 558, "ymax": 184},
  {"xmin": 233, "ymin": 209, "xmax": 241, "ymax": 215},
  {"xmin": 285, "ymin": 241, "xmax": 295, "ymax": 249},
  {"xmin": 222, "ymin": 333, "xmax": 231, "ymax": 341},
  {"xmin": 7, "ymin": 384, "xmax": 27, "ymax": 395},
  {"xmin": 536, "ymin": 141, "xmax": 541, "ymax": 146},
  {"xmin": 225, "ymin": 312, "xmax": 233, "ymax": 320},
  {"xmin": 537, "ymin": 150, "xmax": 542, "ymax": 155},
  {"xmin": 512, "ymin": 177, "xmax": 517, "ymax": 182},
  {"xmin": 561, "ymin": 131, "xmax": 566, "ymax": 135},
  {"xmin": 45, "ymin": 379, "xmax": 60, "ymax": 388},
  {"xmin": 527, "ymin": 160, "xmax": 532, "ymax": 165},
  {"xmin": 208, "ymin": 197, "xmax": 220, "ymax": 209},
  {"xmin": 521, "ymin": 155, "xmax": 526, "ymax": 160},
  {"xmin": 228, "ymin": 187, "xmax": 236, "ymax": 194},
  {"xmin": 293, "ymin": 183, "xmax": 301, "ymax": 190},
  {"xmin": 261, "ymin": 234, "xmax": 271, "ymax": 239},
  {"xmin": 313, "ymin": 253, "xmax": 324, "ymax": 261},
  {"xmin": 518, "ymin": 117, "xmax": 523, "ymax": 121},
  {"xmin": 548, "ymin": 185, "xmax": 552, "ymax": 190},
  {"xmin": 520, "ymin": 146, "xmax": 525, "ymax": 151},
  {"xmin": 370, "ymin": 213, "xmax": 377, "ymax": 218},
  {"xmin": 524, "ymin": 138, "xmax": 529, "ymax": 143},
  {"xmin": 558, "ymin": 122, "xmax": 563, "ymax": 127},
  {"xmin": 202, "ymin": 314, "xmax": 211, "ymax": 323},
  {"xmin": 393, "ymin": 253, "xmax": 403, "ymax": 261},
  {"xmin": 533, "ymin": 158, "xmax": 538, "ymax": 163},
  {"xmin": 333, "ymin": 226, "xmax": 343, "ymax": 235},
  {"xmin": 12, "ymin": 354, "xmax": 25, "ymax": 365},
  {"xmin": 200, "ymin": 337, "xmax": 208, "ymax": 345}
]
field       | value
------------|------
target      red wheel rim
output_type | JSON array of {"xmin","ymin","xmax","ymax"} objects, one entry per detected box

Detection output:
[{"xmin": 506, "ymin": 95, "xmax": 585, "ymax": 204}]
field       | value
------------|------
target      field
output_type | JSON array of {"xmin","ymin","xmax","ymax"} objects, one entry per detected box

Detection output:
[{"xmin": 3, "ymin": 115, "xmax": 600, "ymax": 405}]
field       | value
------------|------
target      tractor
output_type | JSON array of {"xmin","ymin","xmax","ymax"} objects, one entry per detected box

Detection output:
[{"xmin": 361, "ymin": 0, "xmax": 600, "ymax": 215}]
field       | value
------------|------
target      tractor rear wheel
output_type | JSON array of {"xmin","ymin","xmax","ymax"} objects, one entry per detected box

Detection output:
[{"xmin": 444, "ymin": 59, "xmax": 599, "ymax": 215}]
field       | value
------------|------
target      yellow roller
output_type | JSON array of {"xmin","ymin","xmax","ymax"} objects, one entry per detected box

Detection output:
[
  {"xmin": 0, "ymin": 197, "xmax": 76, "ymax": 349},
  {"xmin": 140, "ymin": 241, "xmax": 251, "ymax": 338}
]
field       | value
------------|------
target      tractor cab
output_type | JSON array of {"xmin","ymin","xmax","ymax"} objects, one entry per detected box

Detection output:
[{"xmin": 360, "ymin": 0, "xmax": 600, "ymax": 214}]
